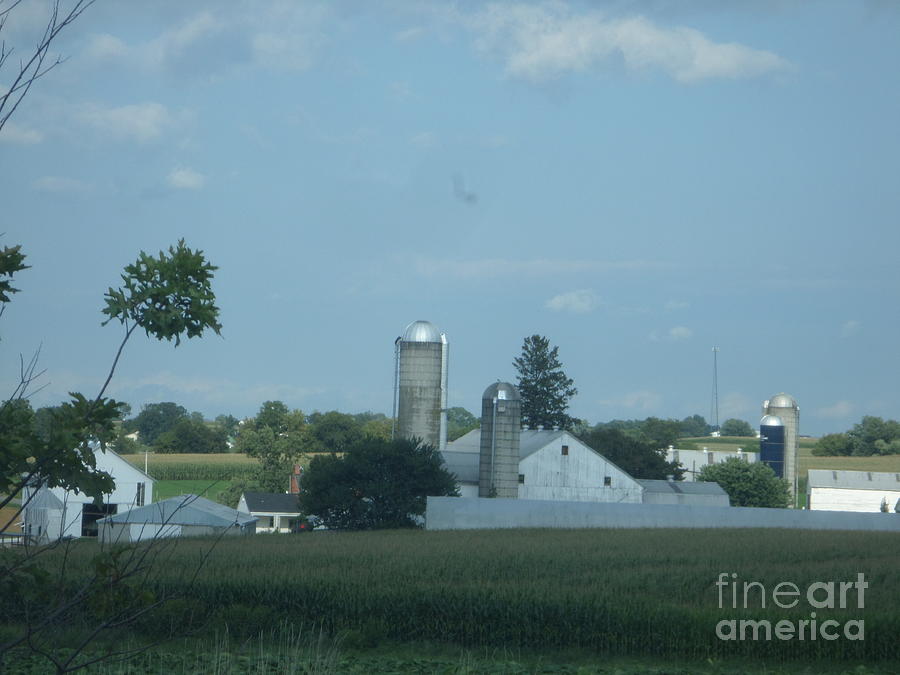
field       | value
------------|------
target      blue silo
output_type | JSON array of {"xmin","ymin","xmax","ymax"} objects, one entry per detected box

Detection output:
[{"xmin": 759, "ymin": 415, "xmax": 785, "ymax": 478}]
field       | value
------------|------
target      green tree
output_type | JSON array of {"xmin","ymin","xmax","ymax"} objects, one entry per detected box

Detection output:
[
  {"xmin": 307, "ymin": 410, "xmax": 364, "ymax": 453},
  {"xmin": 153, "ymin": 418, "xmax": 228, "ymax": 454},
  {"xmin": 1, "ymin": 239, "xmax": 221, "ymax": 670},
  {"xmin": 255, "ymin": 400, "xmax": 290, "ymax": 432},
  {"xmin": 697, "ymin": 458, "xmax": 790, "ymax": 508},
  {"xmin": 132, "ymin": 402, "xmax": 188, "ymax": 445},
  {"xmin": 298, "ymin": 438, "xmax": 458, "ymax": 530},
  {"xmin": 812, "ymin": 432, "xmax": 854, "ymax": 457},
  {"xmin": 214, "ymin": 413, "xmax": 240, "ymax": 439},
  {"xmin": 720, "ymin": 418, "xmax": 754, "ymax": 437},
  {"xmin": 679, "ymin": 414, "xmax": 710, "ymax": 437},
  {"xmin": 580, "ymin": 427, "xmax": 684, "ymax": 480},
  {"xmin": 639, "ymin": 417, "xmax": 682, "ymax": 449},
  {"xmin": 848, "ymin": 416, "xmax": 900, "ymax": 456},
  {"xmin": 513, "ymin": 335, "xmax": 578, "ymax": 430},
  {"xmin": 447, "ymin": 406, "xmax": 479, "ymax": 441}
]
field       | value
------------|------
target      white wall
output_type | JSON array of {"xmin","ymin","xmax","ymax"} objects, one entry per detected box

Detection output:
[
  {"xmin": 808, "ymin": 487, "xmax": 900, "ymax": 513},
  {"xmin": 425, "ymin": 497, "xmax": 900, "ymax": 532},
  {"xmin": 518, "ymin": 433, "xmax": 642, "ymax": 503},
  {"xmin": 666, "ymin": 448, "xmax": 758, "ymax": 482}
]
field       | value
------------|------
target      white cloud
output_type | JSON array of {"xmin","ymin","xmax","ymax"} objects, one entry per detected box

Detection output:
[
  {"xmin": 464, "ymin": 3, "xmax": 788, "ymax": 84},
  {"xmin": 414, "ymin": 256, "xmax": 664, "ymax": 281},
  {"xmin": 410, "ymin": 131, "xmax": 437, "ymax": 148},
  {"xmin": 668, "ymin": 325, "xmax": 693, "ymax": 340},
  {"xmin": 545, "ymin": 289, "xmax": 600, "ymax": 313},
  {"xmin": 841, "ymin": 320, "xmax": 860, "ymax": 338},
  {"xmin": 817, "ymin": 400, "xmax": 855, "ymax": 419},
  {"xmin": 665, "ymin": 300, "xmax": 689, "ymax": 311},
  {"xmin": 600, "ymin": 390, "xmax": 662, "ymax": 411},
  {"xmin": 32, "ymin": 176, "xmax": 90, "ymax": 193},
  {"xmin": 0, "ymin": 122, "xmax": 43, "ymax": 144},
  {"xmin": 167, "ymin": 167, "xmax": 206, "ymax": 190},
  {"xmin": 85, "ymin": 33, "xmax": 129, "ymax": 60},
  {"xmin": 79, "ymin": 102, "xmax": 173, "ymax": 142}
]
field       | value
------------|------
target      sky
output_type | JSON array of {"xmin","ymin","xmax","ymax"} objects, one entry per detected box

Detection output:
[{"xmin": 1, "ymin": 1, "xmax": 898, "ymax": 437}]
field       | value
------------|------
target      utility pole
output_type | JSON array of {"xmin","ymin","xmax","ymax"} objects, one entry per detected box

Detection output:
[{"xmin": 711, "ymin": 346, "xmax": 720, "ymax": 433}]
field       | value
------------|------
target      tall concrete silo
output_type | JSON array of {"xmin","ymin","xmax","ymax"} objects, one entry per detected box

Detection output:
[
  {"xmin": 759, "ymin": 415, "xmax": 785, "ymax": 478},
  {"xmin": 479, "ymin": 382, "xmax": 521, "ymax": 498},
  {"xmin": 393, "ymin": 320, "xmax": 448, "ymax": 450},
  {"xmin": 763, "ymin": 393, "xmax": 799, "ymax": 505}
]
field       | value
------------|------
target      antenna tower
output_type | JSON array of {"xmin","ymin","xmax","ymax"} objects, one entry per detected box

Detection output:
[{"xmin": 711, "ymin": 346, "xmax": 720, "ymax": 432}]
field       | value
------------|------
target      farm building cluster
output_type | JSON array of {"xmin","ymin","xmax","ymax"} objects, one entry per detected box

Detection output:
[{"xmin": 8, "ymin": 319, "xmax": 899, "ymax": 545}]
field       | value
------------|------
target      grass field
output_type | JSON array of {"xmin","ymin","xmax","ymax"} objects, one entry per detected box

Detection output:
[
  {"xmin": 5, "ymin": 527, "xmax": 899, "ymax": 668},
  {"xmin": 153, "ymin": 479, "xmax": 233, "ymax": 502}
]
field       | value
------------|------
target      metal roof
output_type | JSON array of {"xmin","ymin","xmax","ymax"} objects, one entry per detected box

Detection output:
[
  {"xmin": 482, "ymin": 382, "xmax": 520, "ymax": 402},
  {"xmin": 637, "ymin": 479, "xmax": 728, "ymax": 495},
  {"xmin": 807, "ymin": 469, "xmax": 900, "ymax": 491},
  {"xmin": 767, "ymin": 393, "xmax": 798, "ymax": 409},
  {"xmin": 441, "ymin": 449, "xmax": 479, "ymax": 483},
  {"xmin": 98, "ymin": 494, "xmax": 256, "ymax": 528},
  {"xmin": 760, "ymin": 414, "xmax": 784, "ymax": 427},
  {"xmin": 241, "ymin": 492, "xmax": 301, "ymax": 514},
  {"xmin": 26, "ymin": 487, "xmax": 65, "ymax": 510},
  {"xmin": 401, "ymin": 320, "xmax": 442, "ymax": 343}
]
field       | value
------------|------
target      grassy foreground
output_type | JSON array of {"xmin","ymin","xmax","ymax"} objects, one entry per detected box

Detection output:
[{"xmin": 4, "ymin": 528, "xmax": 899, "ymax": 669}]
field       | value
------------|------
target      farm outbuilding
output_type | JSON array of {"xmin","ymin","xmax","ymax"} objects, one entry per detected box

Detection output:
[
  {"xmin": 237, "ymin": 492, "xmax": 302, "ymax": 533},
  {"xmin": 807, "ymin": 470, "xmax": 900, "ymax": 513},
  {"xmin": 664, "ymin": 447, "xmax": 758, "ymax": 482},
  {"xmin": 98, "ymin": 494, "xmax": 256, "ymax": 543},
  {"xmin": 21, "ymin": 445, "xmax": 154, "ymax": 542},
  {"xmin": 638, "ymin": 479, "xmax": 730, "ymax": 507}
]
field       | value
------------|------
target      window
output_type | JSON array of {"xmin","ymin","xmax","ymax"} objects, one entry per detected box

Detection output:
[
  {"xmin": 604, "ymin": 476, "xmax": 611, "ymax": 487},
  {"xmin": 518, "ymin": 474, "xmax": 525, "ymax": 484},
  {"xmin": 136, "ymin": 482, "xmax": 145, "ymax": 506},
  {"xmin": 672, "ymin": 450, "xmax": 679, "ymax": 462},
  {"xmin": 707, "ymin": 452, "xmax": 715, "ymax": 464},
  {"xmin": 561, "ymin": 445, "xmax": 569, "ymax": 456}
]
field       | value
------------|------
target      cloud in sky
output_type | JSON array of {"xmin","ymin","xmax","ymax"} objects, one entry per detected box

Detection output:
[
  {"xmin": 0, "ymin": 122, "xmax": 43, "ymax": 144},
  {"xmin": 167, "ymin": 167, "xmax": 206, "ymax": 190},
  {"xmin": 668, "ymin": 325, "xmax": 693, "ymax": 340},
  {"xmin": 841, "ymin": 320, "xmax": 861, "ymax": 337},
  {"xmin": 463, "ymin": 2, "xmax": 789, "ymax": 83},
  {"xmin": 600, "ymin": 390, "xmax": 662, "ymax": 411},
  {"xmin": 414, "ymin": 257, "xmax": 664, "ymax": 281},
  {"xmin": 817, "ymin": 400, "xmax": 855, "ymax": 419},
  {"xmin": 545, "ymin": 289, "xmax": 600, "ymax": 314},
  {"xmin": 78, "ymin": 102, "xmax": 173, "ymax": 142},
  {"xmin": 32, "ymin": 176, "xmax": 91, "ymax": 193},
  {"xmin": 665, "ymin": 300, "xmax": 689, "ymax": 311}
]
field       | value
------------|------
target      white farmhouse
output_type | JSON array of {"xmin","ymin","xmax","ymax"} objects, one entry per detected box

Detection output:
[
  {"xmin": 237, "ymin": 492, "xmax": 303, "ymax": 533},
  {"xmin": 443, "ymin": 429, "xmax": 643, "ymax": 503},
  {"xmin": 807, "ymin": 470, "xmax": 900, "ymax": 513},
  {"xmin": 22, "ymin": 445, "xmax": 154, "ymax": 542}
]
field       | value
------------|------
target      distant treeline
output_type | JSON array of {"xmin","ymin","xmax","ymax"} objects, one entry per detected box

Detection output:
[{"xmin": 814, "ymin": 416, "xmax": 900, "ymax": 456}]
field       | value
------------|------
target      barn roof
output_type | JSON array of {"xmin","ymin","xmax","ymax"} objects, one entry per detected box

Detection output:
[
  {"xmin": 807, "ymin": 470, "xmax": 900, "ymax": 491},
  {"xmin": 637, "ymin": 479, "xmax": 728, "ymax": 496},
  {"xmin": 241, "ymin": 492, "xmax": 301, "ymax": 514},
  {"xmin": 98, "ymin": 494, "xmax": 256, "ymax": 528},
  {"xmin": 27, "ymin": 487, "xmax": 65, "ymax": 510}
]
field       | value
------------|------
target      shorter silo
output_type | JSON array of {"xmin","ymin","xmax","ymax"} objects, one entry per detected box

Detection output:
[
  {"xmin": 759, "ymin": 415, "xmax": 785, "ymax": 478},
  {"xmin": 479, "ymin": 382, "xmax": 521, "ymax": 498},
  {"xmin": 763, "ymin": 393, "xmax": 800, "ymax": 505}
]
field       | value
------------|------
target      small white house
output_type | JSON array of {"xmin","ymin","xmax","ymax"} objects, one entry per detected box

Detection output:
[
  {"xmin": 807, "ymin": 470, "xmax": 900, "ymax": 513},
  {"xmin": 666, "ymin": 446, "xmax": 758, "ymax": 481},
  {"xmin": 443, "ymin": 430, "xmax": 643, "ymax": 503},
  {"xmin": 22, "ymin": 445, "xmax": 154, "ymax": 542},
  {"xmin": 237, "ymin": 492, "xmax": 303, "ymax": 533}
]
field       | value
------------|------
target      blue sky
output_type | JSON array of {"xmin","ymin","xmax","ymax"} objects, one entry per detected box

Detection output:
[{"xmin": 1, "ymin": 1, "xmax": 898, "ymax": 436}]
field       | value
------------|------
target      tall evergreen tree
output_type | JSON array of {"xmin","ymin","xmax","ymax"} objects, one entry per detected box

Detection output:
[{"xmin": 513, "ymin": 334, "xmax": 578, "ymax": 430}]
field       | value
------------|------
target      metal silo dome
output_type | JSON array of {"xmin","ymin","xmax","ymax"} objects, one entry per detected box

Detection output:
[
  {"xmin": 767, "ymin": 393, "xmax": 797, "ymax": 409},
  {"xmin": 482, "ymin": 382, "xmax": 521, "ymax": 401},
  {"xmin": 760, "ymin": 415, "xmax": 784, "ymax": 427},
  {"xmin": 402, "ymin": 320, "xmax": 442, "ymax": 343}
]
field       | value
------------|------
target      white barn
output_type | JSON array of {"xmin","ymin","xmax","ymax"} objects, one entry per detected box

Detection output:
[
  {"xmin": 443, "ymin": 429, "xmax": 644, "ymax": 503},
  {"xmin": 22, "ymin": 445, "xmax": 154, "ymax": 542},
  {"xmin": 665, "ymin": 446, "xmax": 758, "ymax": 481},
  {"xmin": 807, "ymin": 470, "xmax": 900, "ymax": 513}
]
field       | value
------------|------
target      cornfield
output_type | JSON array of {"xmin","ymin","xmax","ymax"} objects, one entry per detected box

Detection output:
[
  {"xmin": 11, "ymin": 527, "xmax": 900, "ymax": 664},
  {"xmin": 123, "ymin": 454, "xmax": 259, "ymax": 481}
]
